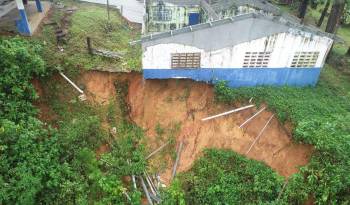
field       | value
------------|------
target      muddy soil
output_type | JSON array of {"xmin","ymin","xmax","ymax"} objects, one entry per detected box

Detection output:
[
  {"xmin": 77, "ymin": 71, "xmax": 313, "ymax": 184},
  {"xmin": 32, "ymin": 78, "xmax": 59, "ymax": 123}
]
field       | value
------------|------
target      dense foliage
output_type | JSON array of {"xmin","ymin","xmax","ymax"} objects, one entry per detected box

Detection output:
[
  {"xmin": 214, "ymin": 72, "xmax": 350, "ymax": 204},
  {"xmin": 0, "ymin": 38, "xmax": 58, "ymax": 204},
  {"xmin": 180, "ymin": 149, "xmax": 284, "ymax": 204},
  {"xmin": 0, "ymin": 38, "xmax": 45, "ymax": 122},
  {"xmin": 0, "ymin": 38, "xmax": 145, "ymax": 204}
]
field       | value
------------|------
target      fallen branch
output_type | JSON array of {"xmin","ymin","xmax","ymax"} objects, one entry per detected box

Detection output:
[
  {"xmin": 146, "ymin": 142, "xmax": 170, "ymax": 160},
  {"xmin": 201, "ymin": 105, "xmax": 254, "ymax": 121},
  {"xmin": 172, "ymin": 141, "xmax": 184, "ymax": 179},
  {"xmin": 239, "ymin": 107, "xmax": 266, "ymax": 128},
  {"xmin": 245, "ymin": 114, "xmax": 274, "ymax": 154},
  {"xmin": 86, "ymin": 37, "xmax": 124, "ymax": 59},
  {"xmin": 92, "ymin": 48, "xmax": 124, "ymax": 59}
]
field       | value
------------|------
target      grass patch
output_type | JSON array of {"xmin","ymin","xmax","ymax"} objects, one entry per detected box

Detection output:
[
  {"xmin": 214, "ymin": 65, "xmax": 350, "ymax": 204},
  {"xmin": 35, "ymin": 1, "xmax": 141, "ymax": 73}
]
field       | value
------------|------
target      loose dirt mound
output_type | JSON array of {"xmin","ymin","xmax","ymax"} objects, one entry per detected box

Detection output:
[{"xmin": 79, "ymin": 71, "xmax": 313, "ymax": 184}]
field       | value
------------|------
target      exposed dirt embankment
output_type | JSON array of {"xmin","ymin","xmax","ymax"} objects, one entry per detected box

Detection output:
[{"xmin": 76, "ymin": 71, "xmax": 313, "ymax": 184}]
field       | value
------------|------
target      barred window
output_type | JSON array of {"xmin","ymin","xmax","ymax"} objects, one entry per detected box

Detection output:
[
  {"xmin": 171, "ymin": 53, "xmax": 201, "ymax": 68},
  {"xmin": 243, "ymin": 52, "xmax": 271, "ymax": 68},
  {"xmin": 153, "ymin": 7, "xmax": 172, "ymax": 21},
  {"xmin": 291, "ymin": 52, "xmax": 319, "ymax": 68},
  {"xmin": 266, "ymin": 34, "xmax": 278, "ymax": 51}
]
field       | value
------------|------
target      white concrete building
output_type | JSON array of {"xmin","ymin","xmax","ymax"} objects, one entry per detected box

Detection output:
[{"xmin": 140, "ymin": 13, "xmax": 335, "ymax": 87}]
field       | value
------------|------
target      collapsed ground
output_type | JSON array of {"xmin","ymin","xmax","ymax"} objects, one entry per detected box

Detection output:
[
  {"xmin": 78, "ymin": 71, "xmax": 313, "ymax": 183},
  {"xmin": 1, "ymin": 0, "xmax": 349, "ymax": 204},
  {"xmin": 35, "ymin": 1, "xmax": 350, "ymax": 204}
]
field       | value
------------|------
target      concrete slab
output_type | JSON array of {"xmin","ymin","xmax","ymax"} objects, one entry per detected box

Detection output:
[
  {"xmin": 0, "ymin": 1, "xmax": 51, "ymax": 35},
  {"xmin": 79, "ymin": 0, "xmax": 144, "ymax": 24},
  {"xmin": 0, "ymin": 0, "xmax": 16, "ymax": 18},
  {"xmin": 27, "ymin": 1, "xmax": 51, "ymax": 35}
]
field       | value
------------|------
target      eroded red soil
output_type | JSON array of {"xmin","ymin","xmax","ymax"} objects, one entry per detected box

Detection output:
[{"xmin": 65, "ymin": 71, "xmax": 313, "ymax": 184}]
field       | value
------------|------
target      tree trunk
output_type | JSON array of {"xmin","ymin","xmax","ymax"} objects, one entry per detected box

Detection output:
[
  {"xmin": 298, "ymin": 0, "xmax": 309, "ymax": 20},
  {"xmin": 317, "ymin": 0, "xmax": 331, "ymax": 27},
  {"xmin": 325, "ymin": 0, "xmax": 346, "ymax": 33},
  {"xmin": 347, "ymin": 47, "xmax": 350, "ymax": 56}
]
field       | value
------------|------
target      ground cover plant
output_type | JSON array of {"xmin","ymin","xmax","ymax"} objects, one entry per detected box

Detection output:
[
  {"xmin": 0, "ymin": 37, "xmax": 145, "ymax": 204},
  {"xmin": 214, "ymin": 66, "xmax": 350, "ymax": 204},
  {"xmin": 2, "ymin": 0, "xmax": 350, "ymax": 204},
  {"xmin": 37, "ymin": 1, "xmax": 141, "ymax": 72},
  {"xmin": 179, "ymin": 149, "xmax": 285, "ymax": 204}
]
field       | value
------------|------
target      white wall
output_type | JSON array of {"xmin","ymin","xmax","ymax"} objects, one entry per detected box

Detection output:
[{"xmin": 143, "ymin": 29, "xmax": 333, "ymax": 69}]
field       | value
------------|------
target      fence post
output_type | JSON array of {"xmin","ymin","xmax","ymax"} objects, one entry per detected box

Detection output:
[{"xmin": 86, "ymin": 37, "xmax": 92, "ymax": 55}]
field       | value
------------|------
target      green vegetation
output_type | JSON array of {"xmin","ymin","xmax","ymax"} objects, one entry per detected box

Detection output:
[
  {"xmin": 2, "ymin": 0, "xmax": 350, "ymax": 204},
  {"xmin": 37, "ymin": 1, "xmax": 141, "ymax": 72},
  {"xmin": 274, "ymin": 0, "xmax": 350, "ymax": 73},
  {"xmin": 179, "ymin": 149, "xmax": 284, "ymax": 204},
  {"xmin": 214, "ymin": 65, "xmax": 350, "ymax": 203},
  {"xmin": 0, "ymin": 38, "xmax": 145, "ymax": 204}
]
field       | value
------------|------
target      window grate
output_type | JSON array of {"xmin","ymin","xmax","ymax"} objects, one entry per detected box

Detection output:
[
  {"xmin": 171, "ymin": 53, "xmax": 201, "ymax": 68},
  {"xmin": 291, "ymin": 51, "xmax": 319, "ymax": 68},
  {"xmin": 243, "ymin": 52, "xmax": 271, "ymax": 68},
  {"xmin": 152, "ymin": 7, "xmax": 172, "ymax": 21}
]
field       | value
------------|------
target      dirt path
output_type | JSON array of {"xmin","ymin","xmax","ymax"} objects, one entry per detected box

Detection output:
[{"xmin": 79, "ymin": 71, "xmax": 313, "ymax": 185}]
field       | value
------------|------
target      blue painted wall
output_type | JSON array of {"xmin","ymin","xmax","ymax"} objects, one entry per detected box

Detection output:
[{"xmin": 143, "ymin": 68, "xmax": 322, "ymax": 87}]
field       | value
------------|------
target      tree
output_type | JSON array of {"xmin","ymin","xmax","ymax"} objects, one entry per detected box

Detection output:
[
  {"xmin": 298, "ymin": 0, "xmax": 310, "ymax": 21},
  {"xmin": 325, "ymin": 0, "xmax": 346, "ymax": 33},
  {"xmin": 317, "ymin": 0, "xmax": 331, "ymax": 27}
]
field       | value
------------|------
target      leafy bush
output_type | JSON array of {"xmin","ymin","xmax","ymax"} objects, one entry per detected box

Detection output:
[
  {"xmin": 160, "ymin": 179, "xmax": 186, "ymax": 205},
  {"xmin": 180, "ymin": 149, "xmax": 284, "ymax": 204},
  {"xmin": 0, "ymin": 118, "xmax": 63, "ymax": 205},
  {"xmin": 0, "ymin": 38, "xmax": 145, "ymax": 204},
  {"xmin": 214, "ymin": 73, "xmax": 350, "ymax": 204},
  {"xmin": 0, "ymin": 38, "xmax": 46, "ymax": 122},
  {"xmin": 100, "ymin": 122, "xmax": 147, "ymax": 177}
]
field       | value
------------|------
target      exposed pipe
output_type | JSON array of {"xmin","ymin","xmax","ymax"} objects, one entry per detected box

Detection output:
[
  {"xmin": 239, "ymin": 107, "xmax": 266, "ymax": 128},
  {"xmin": 201, "ymin": 105, "xmax": 254, "ymax": 121},
  {"xmin": 246, "ymin": 114, "xmax": 274, "ymax": 154},
  {"xmin": 59, "ymin": 72, "xmax": 84, "ymax": 94},
  {"xmin": 146, "ymin": 141, "xmax": 170, "ymax": 160},
  {"xmin": 140, "ymin": 177, "xmax": 154, "ymax": 205},
  {"xmin": 172, "ymin": 141, "xmax": 184, "ymax": 179}
]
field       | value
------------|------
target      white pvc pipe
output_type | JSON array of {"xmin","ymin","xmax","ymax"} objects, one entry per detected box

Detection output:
[
  {"xmin": 239, "ymin": 107, "xmax": 266, "ymax": 128},
  {"xmin": 246, "ymin": 114, "xmax": 274, "ymax": 154},
  {"xmin": 171, "ymin": 141, "xmax": 184, "ymax": 179},
  {"xmin": 201, "ymin": 105, "xmax": 254, "ymax": 121},
  {"xmin": 59, "ymin": 72, "xmax": 84, "ymax": 94},
  {"xmin": 140, "ymin": 177, "xmax": 154, "ymax": 205},
  {"xmin": 146, "ymin": 141, "xmax": 170, "ymax": 160}
]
